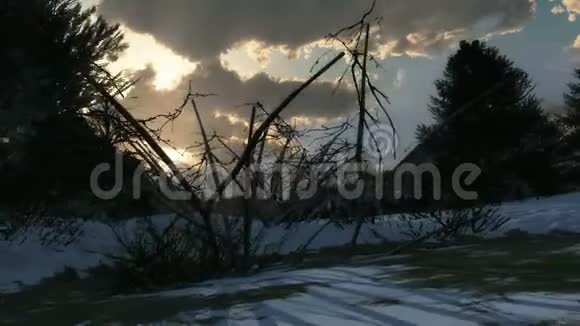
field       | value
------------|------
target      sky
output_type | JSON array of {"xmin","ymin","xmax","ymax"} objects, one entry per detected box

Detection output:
[{"xmin": 84, "ymin": 0, "xmax": 580, "ymax": 165}]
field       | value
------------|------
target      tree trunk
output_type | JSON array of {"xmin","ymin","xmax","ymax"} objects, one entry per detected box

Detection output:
[{"xmin": 352, "ymin": 24, "xmax": 370, "ymax": 249}]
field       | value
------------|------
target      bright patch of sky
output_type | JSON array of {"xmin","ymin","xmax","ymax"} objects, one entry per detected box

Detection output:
[
  {"xmin": 108, "ymin": 26, "xmax": 197, "ymax": 91},
  {"xmin": 221, "ymin": 42, "xmax": 348, "ymax": 83},
  {"xmin": 82, "ymin": 0, "xmax": 102, "ymax": 7},
  {"xmin": 82, "ymin": 0, "xmax": 196, "ymax": 91}
]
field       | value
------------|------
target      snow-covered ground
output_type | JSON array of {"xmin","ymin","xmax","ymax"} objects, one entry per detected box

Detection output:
[
  {"xmin": 2, "ymin": 192, "xmax": 580, "ymax": 325},
  {"xmin": 1, "ymin": 192, "xmax": 580, "ymax": 294},
  {"xmin": 254, "ymin": 192, "xmax": 580, "ymax": 255},
  {"xmin": 142, "ymin": 265, "xmax": 580, "ymax": 325}
]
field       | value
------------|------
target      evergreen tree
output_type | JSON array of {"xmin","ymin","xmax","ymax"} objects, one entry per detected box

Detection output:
[
  {"xmin": 561, "ymin": 68, "xmax": 580, "ymax": 147},
  {"xmin": 0, "ymin": 0, "xmax": 153, "ymax": 217},
  {"xmin": 416, "ymin": 40, "xmax": 559, "ymax": 202},
  {"xmin": 0, "ymin": 0, "xmax": 126, "ymax": 131},
  {"xmin": 553, "ymin": 68, "xmax": 580, "ymax": 188}
]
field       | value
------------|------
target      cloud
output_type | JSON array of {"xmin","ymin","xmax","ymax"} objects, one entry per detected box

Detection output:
[
  {"xmin": 571, "ymin": 35, "xmax": 580, "ymax": 60},
  {"xmin": 563, "ymin": 0, "xmax": 580, "ymax": 14},
  {"xmin": 121, "ymin": 61, "xmax": 357, "ymax": 148},
  {"xmin": 551, "ymin": 4, "xmax": 566, "ymax": 14},
  {"xmin": 94, "ymin": 0, "xmax": 539, "ymax": 157},
  {"xmin": 98, "ymin": 0, "xmax": 536, "ymax": 62},
  {"xmin": 551, "ymin": 0, "xmax": 580, "ymax": 21},
  {"xmin": 108, "ymin": 26, "xmax": 197, "ymax": 90}
]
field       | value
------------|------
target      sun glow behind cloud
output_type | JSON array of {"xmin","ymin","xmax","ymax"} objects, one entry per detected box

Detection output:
[
  {"xmin": 220, "ymin": 40, "xmax": 298, "ymax": 81},
  {"xmin": 82, "ymin": 0, "xmax": 196, "ymax": 91},
  {"xmin": 162, "ymin": 146, "xmax": 197, "ymax": 166},
  {"xmin": 219, "ymin": 39, "xmax": 344, "ymax": 82},
  {"xmin": 214, "ymin": 111, "xmax": 250, "ymax": 128},
  {"xmin": 109, "ymin": 26, "xmax": 197, "ymax": 91}
]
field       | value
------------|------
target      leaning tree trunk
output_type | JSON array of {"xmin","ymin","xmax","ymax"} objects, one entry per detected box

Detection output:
[
  {"xmin": 87, "ymin": 78, "xmax": 222, "ymax": 265},
  {"xmin": 351, "ymin": 23, "xmax": 371, "ymax": 248}
]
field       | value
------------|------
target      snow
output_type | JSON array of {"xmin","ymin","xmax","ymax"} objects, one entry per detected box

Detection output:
[
  {"xmin": 0, "ymin": 218, "xmax": 174, "ymax": 292},
  {"xmin": 551, "ymin": 244, "xmax": 580, "ymax": 255},
  {"xmin": 2, "ymin": 192, "xmax": 580, "ymax": 293},
  {"xmin": 0, "ymin": 193, "xmax": 580, "ymax": 306},
  {"xmin": 497, "ymin": 192, "xmax": 580, "ymax": 234},
  {"xmin": 254, "ymin": 192, "xmax": 580, "ymax": 254},
  {"xmin": 135, "ymin": 265, "xmax": 580, "ymax": 325},
  {"xmin": 0, "ymin": 221, "xmax": 109, "ymax": 293},
  {"xmin": 1, "ymin": 192, "xmax": 580, "ymax": 324}
]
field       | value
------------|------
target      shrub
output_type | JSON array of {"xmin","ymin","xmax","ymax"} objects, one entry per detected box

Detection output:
[
  {"xmin": 5, "ymin": 206, "xmax": 82, "ymax": 246},
  {"xmin": 100, "ymin": 219, "xmax": 220, "ymax": 293},
  {"xmin": 399, "ymin": 206, "xmax": 510, "ymax": 242}
]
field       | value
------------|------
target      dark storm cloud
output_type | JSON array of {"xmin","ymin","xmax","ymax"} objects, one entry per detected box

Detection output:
[
  {"xmin": 99, "ymin": 0, "xmax": 536, "ymax": 61},
  {"xmin": 98, "ymin": 0, "xmax": 536, "ymax": 151}
]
